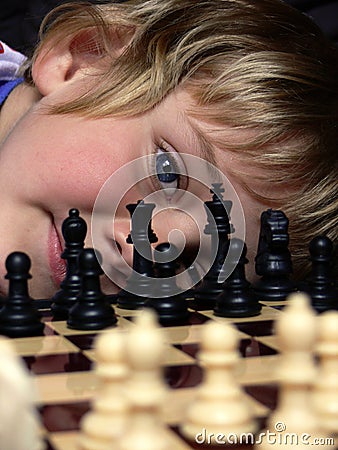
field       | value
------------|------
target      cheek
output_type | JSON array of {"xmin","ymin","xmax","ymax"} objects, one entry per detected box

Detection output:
[
  {"xmin": 40, "ymin": 143, "xmax": 116, "ymax": 207},
  {"xmin": 6, "ymin": 113, "xmax": 132, "ymax": 210}
]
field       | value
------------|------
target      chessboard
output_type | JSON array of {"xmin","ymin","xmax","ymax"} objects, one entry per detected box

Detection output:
[{"xmin": 5, "ymin": 297, "xmax": 328, "ymax": 450}]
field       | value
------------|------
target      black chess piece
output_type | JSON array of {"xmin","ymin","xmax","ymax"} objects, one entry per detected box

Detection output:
[
  {"xmin": 117, "ymin": 200, "xmax": 157, "ymax": 310},
  {"xmin": 146, "ymin": 242, "xmax": 190, "ymax": 326},
  {"xmin": 51, "ymin": 209, "xmax": 87, "ymax": 319},
  {"xmin": 253, "ymin": 209, "xmax": 295, "ymax": 301},
  {"xmin": 67, "ymin": 248, "xmax": 117, "ymax": 330},
  {"xmin": 192, "ymin": 183, "xmax": 233, "ymax": 310},
  {"xmin": 0, "ymin": 252, "xmax": 44, "ymax": 337},
  {"xmin": 301, "ymin": 235, "xmax": 337, "ymax": 313},
  {"xmin": 214, "ymin": 238, "xmax": 262, "ymax": 318}
]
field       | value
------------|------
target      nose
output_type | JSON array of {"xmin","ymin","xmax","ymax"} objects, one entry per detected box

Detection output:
[
  {"xmin": 89, "ymin": 213, "xmax": 133, "ymax": 289},
  {"xmin": 112, "ymin": 219, "xmax": 134, "ymax": 268}
]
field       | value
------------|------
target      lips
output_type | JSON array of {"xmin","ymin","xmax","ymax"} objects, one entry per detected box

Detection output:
[{"xmin": 48, "ymin": 222, "xmax": 66, "ymax": 287}]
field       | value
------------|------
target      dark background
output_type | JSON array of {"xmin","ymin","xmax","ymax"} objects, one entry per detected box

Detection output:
[{"xmin": 0, "ymin": 0, "xmax": 337, "ymax": 54}]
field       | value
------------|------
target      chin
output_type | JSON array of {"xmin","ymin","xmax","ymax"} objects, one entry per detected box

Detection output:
[{"xmin": 29, "ymin": 279, "xmax": 59, "ymax": 300}]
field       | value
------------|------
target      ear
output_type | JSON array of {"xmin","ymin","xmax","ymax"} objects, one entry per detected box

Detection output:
[{"xmin": 32, "ymin": 28, "xmax": 131, "ymax": 96}]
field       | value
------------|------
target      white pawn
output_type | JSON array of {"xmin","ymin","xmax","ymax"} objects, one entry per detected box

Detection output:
[
  {"xmin": 79, "ymin": 330, "xmax": 129, "ymax": 450},
  {"xmin": 0, "ymin": 336, "xmax": 45, "ymax": 450},
  {"xmin": 120, "ymin": 309, "xmax": 170, "ymax": 450},
  {"xmin": 256, "ymin": 292, "xmax": 334, "ymax": 450},
  {"xmin": 312, "ymin": 310, "xmax": 338, "ymax": 435},
  {"xmin": 181, "ymin": 320, "xmax": 257, "ymax": 444}
]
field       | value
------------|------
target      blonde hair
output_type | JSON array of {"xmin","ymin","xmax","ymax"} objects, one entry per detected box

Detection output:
[{"xmin": 27, "ymin": 0, "xmax": 338, "ymax": 278}]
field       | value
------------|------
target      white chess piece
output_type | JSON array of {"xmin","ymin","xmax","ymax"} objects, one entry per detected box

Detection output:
[
  {"xmin": 119, "ymin": 309, "xmax": 171, "ymax": 450},
  {"xmin": 312, "ymin": 310, "xmax": 338, "ymax": 435},
  {"xmin": 0, "ymin": 336, "xmax": 45, "ymax": 450},
  {"xmin": 181, "ymin": 320, "xmax": 256, "ymax": 444},
  {"xmin": 79, "ymin": 330, "xmax": 129, "ymax": 450},
  {"xmin": 256, "ymin": 292, "xmax": 334, "ymax": 450}
]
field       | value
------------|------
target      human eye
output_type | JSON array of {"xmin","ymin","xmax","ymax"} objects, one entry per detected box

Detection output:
[{"xmin": 151, "ymin": 143, "xmax": 188, "ymax": 199}]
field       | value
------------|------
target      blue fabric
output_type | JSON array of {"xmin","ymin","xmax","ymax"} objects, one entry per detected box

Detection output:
[{"xmin": 0, "ymin": 77, "xmax": 23, "ymax": 106}]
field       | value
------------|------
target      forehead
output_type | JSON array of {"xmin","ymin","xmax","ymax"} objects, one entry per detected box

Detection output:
[
  {"xmin": 155, "ymin": 88, "xmax": 258, "ymax": 169},
  {"xmin": 151, "ymin": 89, "xmax": 217, "ymax": 164}
]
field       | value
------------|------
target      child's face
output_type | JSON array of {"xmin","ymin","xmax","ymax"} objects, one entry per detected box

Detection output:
[{"xmin": 0, "ymin": 84, "xmax": 264, "ymax": 298}]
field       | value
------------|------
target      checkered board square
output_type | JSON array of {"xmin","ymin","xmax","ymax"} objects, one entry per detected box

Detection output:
[{"xmin": 4, "ymin": 300, "xmax": 294, "ymax": 450}]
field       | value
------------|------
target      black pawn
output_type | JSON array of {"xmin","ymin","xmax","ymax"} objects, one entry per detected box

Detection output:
[
  {"xmin": 253, "ymin": 209, "xmax": 295, "ymax": 301},
  {"xmin": 302, "ymin": 236, "xmax": 337, "ymax": 313},
  {"xmin": 117, "ymin": 200, "xmax": 157, "ymax": 310},
  {"xmin": 0, "ymin": 252, "xmax": 44, "ymax": 337},
  {"xmin": 51, "ymin": 209, "xmax": 87, "ymax": 319},
  {"xmin": 192, "ymin": 183, "xmax": 233, "ymax": 310},
  {"xmin": 146, "ymin": 242, "xmax": 190, "ymax": 326},
  {"xmin": 67, "ymin": 249, "xmax": 117, "ymax": 330},
  {"xmin": 214, "ymin": 239, "xmax": 262, "ymax": 318}
]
